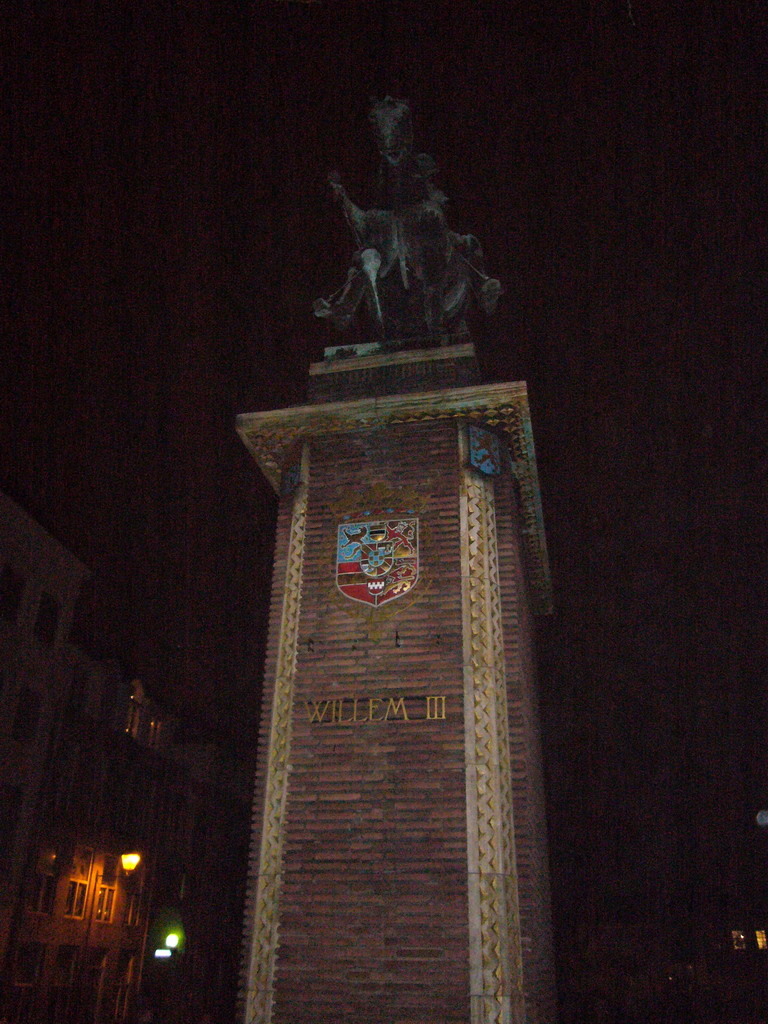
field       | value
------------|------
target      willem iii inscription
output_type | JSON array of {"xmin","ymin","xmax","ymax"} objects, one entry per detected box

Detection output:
[{"xmin": 304, "ymin": 694, "xmax": 447, "ymax": 724}]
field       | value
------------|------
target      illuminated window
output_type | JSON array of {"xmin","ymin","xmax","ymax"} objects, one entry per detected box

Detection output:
[
  {"xmin": 732, "ymin": 930, "xmax": 747, "ymax": 951},
  {"xmin": 94, "ymin": 885, "xmax": 115, "ymax": 923},
  {"xmin": 64, "ymin": 880, "xmax": 87, "ymax": 918},
  {"xmin": 757, "ymin": 930, "xmax": 767, "ymax": 950}
]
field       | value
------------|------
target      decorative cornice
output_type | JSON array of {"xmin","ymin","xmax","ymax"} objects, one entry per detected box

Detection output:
[
  {"xmin": 237, "ymin": 381, "xmax": 552, "ymax": 613},
  {"xmin": 309, "ymin": 341, "xmax": 477, "ymax": 376}
]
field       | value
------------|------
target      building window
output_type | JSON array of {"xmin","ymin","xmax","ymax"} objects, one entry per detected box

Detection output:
[
  {"xmin": 72, "ymin": 846, "xmax": 93, "ymax": 879},
  {"xmin": 54, "ymin": 944, "xmax": 78, "ymax": 987},
  {"xmin": 124, "ymin": 890, "xmax": 141, "ymax": 927},
  {"xmin": 114, "ymin": 951, "xmax": 136, "ymax": 1022},
  {"xmin": 28, "ymin": 849, "xmax": 59, "ymax": 914},
  {"xmin": 64, "ymin": 880, "xmax": 88, "ymax": 918},
  {"xmin": 94, "ymin": 885, "xmax": 115, "ymax": 923},
  {"xmin": 28, "ymin": 872, "xmax": 57, "ymax": 914},
  {"xmin": 732, "ymin": 929, "xmax": 747, "ymax": 951},
  {"xmin": 83, "ymin": 948, "xmax": 108, "ymax": 1008},
  {"xmin": 33, "ymin": 592, "xmax": 60, "ymax": 644},
  {"xmin": 102, "ymin": 854, "xmax": 118, "ymax": 885},
  {"xmin": 14, "ymin": 942, "xmax": 45, "ymax": 987},
  {"xmin": 48, "ymin": 944, "xmax": 79, "ymax": 1023},
  {"xmin": 0, "ymin": 565, "xmax": 24, "ymax": 623},
  {"xmin": 757, "ymin": 930, "xmax": 767, "ymax": 950},
  {"xmin": 11, "ymin": 686, "xmax": 41, "ymax": 742}
]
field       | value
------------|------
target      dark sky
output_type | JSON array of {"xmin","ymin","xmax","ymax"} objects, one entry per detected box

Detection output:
[{"xmin": 4, "ymin": 0, "xmax": 766, "ymax": 1009}]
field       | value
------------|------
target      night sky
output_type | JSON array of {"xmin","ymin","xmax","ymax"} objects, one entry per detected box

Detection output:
[{"xmin": 4, "ymin": 1, "xmax": 766, "ymax": 1015}]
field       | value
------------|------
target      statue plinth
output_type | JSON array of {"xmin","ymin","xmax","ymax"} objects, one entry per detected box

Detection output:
[
  {"xmin": 237, "ymin": 342, "xmax": 557, "ymax": 1024},
  {"xmin": 307, "ymin": 340, "xmax": 481, "ymax": 404}
]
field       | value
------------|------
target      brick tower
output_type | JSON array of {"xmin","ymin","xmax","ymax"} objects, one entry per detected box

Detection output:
[
  {"xmin": 238, "ymin": 98, "xmax": 556, "ymax": 1024},
  {"xmin": 237, "ymin": 338, "xmax": 556, "ymax": 1024}
]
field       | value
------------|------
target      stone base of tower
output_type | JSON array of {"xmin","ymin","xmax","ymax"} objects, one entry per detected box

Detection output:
[{"xmin": 238, "ymin": 343, "xmax": 557, "ymax": 1024}]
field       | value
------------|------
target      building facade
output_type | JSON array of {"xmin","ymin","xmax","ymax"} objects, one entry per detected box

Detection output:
[
  {"xmin": 0, "ymin": 492, "xmax": 88, "ymax": 966},
  {"xmin": 0, "ymin": 495, "xmax": 251, "ymax": 1024}
]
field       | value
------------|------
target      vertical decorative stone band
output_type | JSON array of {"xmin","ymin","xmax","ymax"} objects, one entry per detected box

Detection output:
[
  {"xmin": 244, "ymin": 447, "xmax": 309, "ymax": 1024},
  {"xmin": 459, "ymin": 426, "xmax": 525, "ymax": 1024}
]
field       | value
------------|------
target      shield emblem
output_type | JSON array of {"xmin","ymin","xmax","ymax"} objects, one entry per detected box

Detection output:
[{"xmin": 336, "ymin": 518, "xmax": 419, "ymax": 607}]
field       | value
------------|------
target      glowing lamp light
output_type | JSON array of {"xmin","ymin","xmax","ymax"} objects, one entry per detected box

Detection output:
[
  {"xmin": 154, "ymin": 949, "xmax": 172, "ymax": 959},
  {"xmin": 121, "ymin": 852, "xmax": 141, "ymax": 872},
  {"xmin": 165, "ymin": 932, "xmax": 180, "ymax": 949}
]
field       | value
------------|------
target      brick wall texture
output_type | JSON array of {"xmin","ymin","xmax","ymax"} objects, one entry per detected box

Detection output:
[{"xmin": 241, "ymin": 369, "xmax": 556, "ymax": 1024}]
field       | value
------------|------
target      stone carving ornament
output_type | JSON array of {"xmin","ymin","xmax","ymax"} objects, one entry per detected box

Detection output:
[{"xmin": 314, "ymin": 97, "xmax": 502, "ymax": 348}]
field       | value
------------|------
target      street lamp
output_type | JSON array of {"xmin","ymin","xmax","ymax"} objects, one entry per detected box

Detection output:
[{"xmin": 121, "ymin": 852, "xmax": 141, "ymax": 873}]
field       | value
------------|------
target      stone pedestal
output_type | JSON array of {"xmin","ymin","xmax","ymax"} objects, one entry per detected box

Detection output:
[{"xmin": 238, "ymin": 343, "xmax": 556, "ymax": 1024}]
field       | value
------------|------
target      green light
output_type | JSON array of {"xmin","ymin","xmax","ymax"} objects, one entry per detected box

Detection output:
[{"xmin": 165, "ymin": 932, "xmax": 180, "ymax": 949}]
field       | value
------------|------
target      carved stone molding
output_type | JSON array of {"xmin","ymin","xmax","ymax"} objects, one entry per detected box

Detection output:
[
  {"xmin": 460, "ymin": 425, "xmax": 524, "ymax": 1024},
  {"xmin": 243, "ymin": 447, "xmax": 309, "ymax": 1024}
]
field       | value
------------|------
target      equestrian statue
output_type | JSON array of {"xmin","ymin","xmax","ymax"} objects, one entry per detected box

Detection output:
[{"xmin": 313, "ymin": 97, "xmax": 502, "ymax": 348}]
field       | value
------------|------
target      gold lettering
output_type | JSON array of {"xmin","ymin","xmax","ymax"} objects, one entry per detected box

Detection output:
[
  {"xmin": 336, "ymin": 699, "xmax": 354, "ymax": 724},
  {"xmin": 306, "ymin": 700, "xmax": 331, "ymax": 723},
  {"xmin": 368, "ymin": 698, "xmax": 385, "ymax": 722},
  {"xmin": 353, "ymin": 698, "xmax": 368, "ymax": 724},
  {"xmin": 385, "ymin": 697, "xmax": 409, "ymax": 722},
  {"xmin": 426, "ymin": 696, "xmax": 446, "ymax": 720},
  {"xmin": 306, "ymin": 695, "xmax": 447, "ymax": 725}
]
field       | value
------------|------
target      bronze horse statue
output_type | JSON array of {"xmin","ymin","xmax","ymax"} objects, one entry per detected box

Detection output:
[{"xmin": 314, "ymin": 98, "xmax": 501, "ymax": 348}]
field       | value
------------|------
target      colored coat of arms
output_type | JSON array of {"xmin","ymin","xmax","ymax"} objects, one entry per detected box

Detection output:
[{"xmin": 336, "ymin": 518, "xmax": 419, "ymax": 607}]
